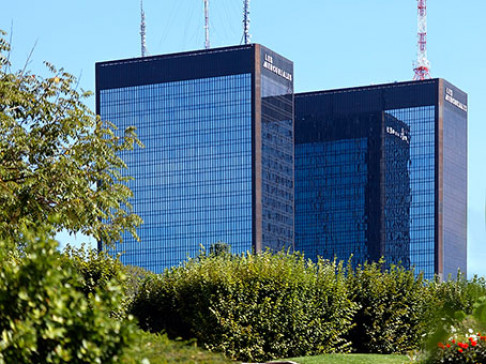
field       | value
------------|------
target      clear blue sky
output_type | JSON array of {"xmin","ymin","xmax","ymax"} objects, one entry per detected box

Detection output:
[{"xmin": 1, "ymin": 0, "xmax": 484, "ymax": 277}]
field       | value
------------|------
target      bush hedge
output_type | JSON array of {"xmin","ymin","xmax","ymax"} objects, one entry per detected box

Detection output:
[
  {"xmin": 131, "ymin": 251, "xmax": 358, "ymax": 362},
  {"xmin": 429, "ymin": 274, "xmax": 486, "ymax": 321},
  {"xmin": 61, "ymin": 245, "xmax": 148, "ymax": 318},
  {"xmin": 129, "ymin": 251, "xmax": 486, "ymax": 361},
  {"xmin": 345, "ymin": 261, "xmax": 430, "ymax": 353}
]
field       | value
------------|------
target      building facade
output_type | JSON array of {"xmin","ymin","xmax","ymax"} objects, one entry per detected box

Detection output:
[
  {"xmin": 295, "ymin": 79, "xmax": 467, "ymax": 279},
  {"xmin": 96, "ymin": 45, "xmax": 294, "ymax": 272}
]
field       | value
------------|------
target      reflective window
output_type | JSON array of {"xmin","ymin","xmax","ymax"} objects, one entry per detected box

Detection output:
[
  {"xmin": 295, "ymin": 94, "xmax": 436, "ymax": 278},
  {"xmin": 382, "ymin": 113, "xmax": 411, "ymax": 268},
  {"xmin": 100, "ymin": 74, "xmax": 253, "ymax": 272},
  {"xmin": 295, "ymin": 138, "xmax": 368, "ymax": 263},
  {"xmin": 386, "ymin": 106, "xmax": 435, "ymax": 278}
]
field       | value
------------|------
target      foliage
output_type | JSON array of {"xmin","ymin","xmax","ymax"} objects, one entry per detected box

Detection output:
[
  {"xmin": 429, "ymin": 273, "xmax": 486, "ymax": 324},
  {"xmin": 345, "ymin": 261, "xmax": 430, "ymax": 354},
  {"xmin": 62, "ymin": 245, "xmax": 127, "ymax": 296},
  {"xmin": 61, "ymin": 245, "xmax": 148, "ymax": 317},
  {"xmin": 419, "ymin": 276, "xmax": 486, "ymax": 363},
  {"xmin": 0, "ymin": 220, "xmax": 136, "ymax": 363},
  {"xmin": 417, "ymin": 274, "xmax": 486, "ymax": 361},
  {"xmin": 130, "ymin": 251, "xmax": 358, "ymax": 362},
  {"xmin": 130, "ymin": 251, "xmax": 486, "ymax": 360},
  {"xmin": 208, "ymin": 242, "xmax": 231, "ymax": 257},
  {"xmin": 0, "ymin": 30, "xmax": 142, "ymax": 246},
  {"xmin": 425, "ymin": 330, "xmax": 486, "ymax": 363},
  {"xmin": 122, "ymin": 330, "xmax": 233, "ymax": 364}
]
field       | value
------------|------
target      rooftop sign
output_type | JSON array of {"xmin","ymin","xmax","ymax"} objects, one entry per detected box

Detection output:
[{"xmin": 263, "ymin": 54, "xmax": 292, "ymax": 81}]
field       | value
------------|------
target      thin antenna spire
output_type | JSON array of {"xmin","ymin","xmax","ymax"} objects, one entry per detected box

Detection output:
[
  {"xmin": 204, "ymin": 0, "xmax": 210, "ymax": 49},
  {"xmin": 413, "ymin": 0, "xmax": 431, "ymax": 80},
  {"xmin": 140, "ymin": 0, "xmax": 148, "ymax": 57},
  {"xmin": 243, "ymin": 0, "xmax": 251, "ymax": 45}
]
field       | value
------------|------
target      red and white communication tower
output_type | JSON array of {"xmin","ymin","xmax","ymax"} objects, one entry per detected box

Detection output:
[{"xmin": 413, "ymin": 0, "xmax": 431, "ymax": 80}]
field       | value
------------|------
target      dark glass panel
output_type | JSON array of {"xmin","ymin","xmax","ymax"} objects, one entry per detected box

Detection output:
[{"xmin": 261, "ymin": 74, "xmax": 294, "ymax": 252}]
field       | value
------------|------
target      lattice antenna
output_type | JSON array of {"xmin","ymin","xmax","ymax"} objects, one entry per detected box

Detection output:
[
  {"xmin": 413, "ymin": 0, "xmax": 431, "ymax": 80},
  {"xmin": 140, "ymin": 0, "xmax": 148, "ymax": 57},
  {"xmin": 243, "ymin": 0, "xmax": 251, "ymax": 45},
  {"xmin": 204, "ymin": 0, "xmax": 210, "ymax": 49}
]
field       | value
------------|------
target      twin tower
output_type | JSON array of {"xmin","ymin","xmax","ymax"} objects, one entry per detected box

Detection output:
[{"xmin": 96, "ymin": 44, "xmax": 467, "ymax": 279}]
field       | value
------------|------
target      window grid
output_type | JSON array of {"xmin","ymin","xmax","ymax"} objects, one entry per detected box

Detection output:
[
  {"xmin": 100, "ymin": 74, "xmax": 253, "ymax": 272},
  {"xmin": 386, "ymin": 106, "xmax": 436, "ymax": 279},
  {"xmin": 295, "ymin": 138, "xmax": 368, "ymax": 263}
]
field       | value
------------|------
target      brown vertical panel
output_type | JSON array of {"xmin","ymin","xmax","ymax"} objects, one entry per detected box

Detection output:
[
  {"xmin": 436, "ymin": 79, "xmax": 444, "ymax": 279},
  {"xmin": 252, "ymin": 45, "xmax": 263, "ymax": 253}
]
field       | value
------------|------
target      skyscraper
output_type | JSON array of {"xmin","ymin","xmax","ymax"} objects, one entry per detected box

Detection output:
[
  {"xmin": 96, "ymin": 45, "xmax": 294, "ymax": 272},
  {"xmin": 294, "ymin": 79, "xmax": 467, "ymax": 279}
]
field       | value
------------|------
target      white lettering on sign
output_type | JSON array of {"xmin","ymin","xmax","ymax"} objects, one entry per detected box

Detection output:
[
  {"xmin": 445, "ymin": 93, "xmax": 468, "ymax": 112},
  {"xmin": 262, "ymin": 54, "xmax": 292, "ymax": 81}
]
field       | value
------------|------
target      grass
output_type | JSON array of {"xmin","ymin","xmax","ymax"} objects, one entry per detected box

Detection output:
[
  {"xmin": 122, "ymin": 330, "xmax": 412, "ymax": 364},
  {"xmin": 122, "ymin": 330, "xmax": 234, "ymax": 364},
  {"xmin": 285, "ymin": 353, "xmax": 410, "ymax": 364}
]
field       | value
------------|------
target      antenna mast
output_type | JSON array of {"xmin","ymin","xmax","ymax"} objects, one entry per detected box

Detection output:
[
  {"xmin": 204, "ymin": 0, "xmax": 210, "ymax": 49},
  {"xmin": 413, "ymin": 0, "xmax": 431, "ymax": 80},
  {"xmin": 140, "ymin": 0, "xmax": 148, "ymax": 57},
  {"xmin": 243, "ymin": 0, "xmax": 251, "ymax": 45}
]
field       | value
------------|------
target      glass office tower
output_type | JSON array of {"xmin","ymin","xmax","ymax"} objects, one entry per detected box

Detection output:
[
  {"xmin": 295, "ymin": 79, "xmax": 467, "ymax": 279},
  {"xmin": 96, "ymin": 45, "xmax": 294, "ymax": 272}
]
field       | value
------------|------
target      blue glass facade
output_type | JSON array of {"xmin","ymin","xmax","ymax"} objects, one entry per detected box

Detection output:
[
  {"xmin": 96, "ymin": 45, "xmax": 293, "ymax": 272},
  {"xmin": 382, "ymin": 113, "xmax": 411, "ymax": 268},
  {"xmin": 295, "ymin": 79, "xmax": 467, "ymax": 278},
  {"xmin": 295, "ymin": 138, "xmax": 368, "ymax": 263},
  {"xmin": 97, "ymin": 46, "xmax": 465, "ymax": 278},
  {"xmin": 100, "ymin": 74, "xmax": 253, "ymax": 270},
  {"xmin": 386, "ymin": 106, "xmax": 435, "ymax": 277}
]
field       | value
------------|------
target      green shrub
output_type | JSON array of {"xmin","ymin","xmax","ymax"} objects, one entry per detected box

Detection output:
[
  {"xmin": 0, "ymin": 222, "xmax": 135, "ymax": 363},
  {"xmin": 418, "ymin": 276, "xmax": 486, "ymax": 363},
  {"xmin": 345, "ymin": 261, "xmax": 430, "ymax": 354},
  {"xmin": 61, "ymin": 245, "xmax": 148, "ymax": 317},
  {"xmin": 131, "ymin": 251, "xmax": 358, "ymax": 362},
  {"xmin": 131, "ymin": 253, "xmax": 486, "ymax": 360},
  {"xmin": 429, "ymin": 273, "xmax": 486, "ymax": 322},
  {"xmin": 62, "ymin": 245, "xmax": 127, "ymax": 296},
  {"xmin": 421, "ymin": 295, "xmax": 486, "ymax": 364}
]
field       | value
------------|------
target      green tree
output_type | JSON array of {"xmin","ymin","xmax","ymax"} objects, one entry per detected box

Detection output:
[{"xmin": 0, "ymin": 30, "xmax": 142, "ymax": 245}]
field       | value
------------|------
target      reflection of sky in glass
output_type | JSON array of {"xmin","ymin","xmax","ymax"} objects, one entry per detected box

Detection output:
[
  {"xmin": 100, "ymin": 74, "xmax": 253, "ymax": 272},
  {"xmin": 295, "ymin": 138, "xmax": 368, "ymax": 263},
  {"xmin": 382, "ymin": 114, "xmax": 411, "ymax": 269},
  {"xmin": 386, "ymin": 106, "xmax": 435, "ymax": 279}
]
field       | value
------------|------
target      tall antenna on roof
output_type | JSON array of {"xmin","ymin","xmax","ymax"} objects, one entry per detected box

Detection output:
[
  {"xmin": 243, "ymin": 0, "xmax": 251, "ymax": 45},
  {"xmin": 204, "ymin": 0, "xmax": 210, "ymax": 49},
  {"xmin": 413, "ymin": 0, "xmax": 431, "ymax": 80},
  {"xmin": 140, "ymin": 0, "xmax": 148, "ymax": 57}
]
